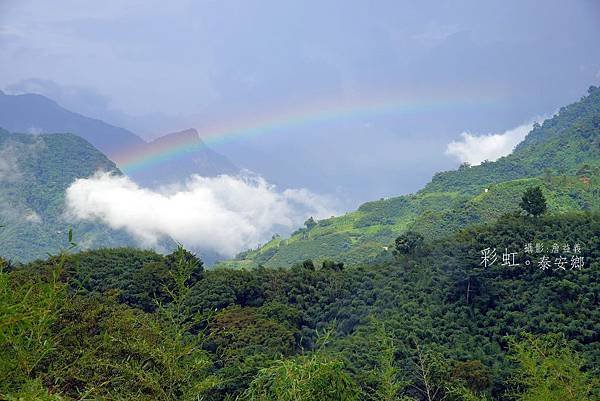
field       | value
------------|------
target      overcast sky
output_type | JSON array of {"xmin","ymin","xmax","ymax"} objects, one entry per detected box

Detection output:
[{"xmin": 1, "ymin": 0, "xmax": 599, "ymax": 208}]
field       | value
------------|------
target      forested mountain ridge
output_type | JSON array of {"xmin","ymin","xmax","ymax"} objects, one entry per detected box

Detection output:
[
  {"xmin": 0, "ymin": 128, "xmax": 148, "ymax": 261},
  {"xmin": 219, "ymin": 86, "xmax": 600, "ymax": 269}
]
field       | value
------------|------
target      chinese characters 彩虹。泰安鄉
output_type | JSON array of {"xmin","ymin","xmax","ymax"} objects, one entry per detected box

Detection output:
[{"xmin": 480, "ymin": 242, "xmax": 585, "ymax": 270}]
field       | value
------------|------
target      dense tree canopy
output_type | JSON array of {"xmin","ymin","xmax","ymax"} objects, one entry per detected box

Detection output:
[{"xmin": 1, "ymin": 211, "xmax": 597, "ymax": 400}]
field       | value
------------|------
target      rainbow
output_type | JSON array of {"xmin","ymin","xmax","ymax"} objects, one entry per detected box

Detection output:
[{"xmin": 115, "ymin": 92, "xmax": 499, "ymax": 173}]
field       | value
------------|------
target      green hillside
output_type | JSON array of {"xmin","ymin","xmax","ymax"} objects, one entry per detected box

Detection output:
[
  {"xmin": 219, "ymin": 86, "xmax": 600, "ymax": 269},
  {"xmin": 0, "ymin": 129, "xmax": 146, "ymax": 261}
]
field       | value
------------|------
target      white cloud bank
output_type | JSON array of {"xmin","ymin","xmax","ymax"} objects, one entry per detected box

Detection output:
[
  {"xmin": 65, "ymin": 172, "xmax": 337, "ymax": 256},
  {"xmin": 445, "ymin": 121, "xmax": 536, "ymax": 165}
]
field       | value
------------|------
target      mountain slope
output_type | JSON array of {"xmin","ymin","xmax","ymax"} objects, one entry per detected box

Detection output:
[
  {"xmin": 219, "ymin": 86, "xmax": 600, "ymax": 269},
  {"xmin": 0, "ymin": 128, "xmax": 156, "ymax": 262}
]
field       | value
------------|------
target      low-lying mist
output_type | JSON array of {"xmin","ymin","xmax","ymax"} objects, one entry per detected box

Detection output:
[{"xmin": 65, "ymin": 172, "xmax": 337, "ymax": 257}]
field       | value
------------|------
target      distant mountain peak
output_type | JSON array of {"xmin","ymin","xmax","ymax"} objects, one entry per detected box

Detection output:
[
  {"xmin": 149, "ymin": 128, "xmax": 204, "ymax": 146},
  {"xmin": 123, "ymin": 127, "xmax": 239, "ymax": 187}
]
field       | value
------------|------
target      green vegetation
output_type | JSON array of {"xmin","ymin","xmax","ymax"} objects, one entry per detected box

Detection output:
[
  {"xmin": 1, "ymin": 209, "xmax": 598, "ymax": 400},
  {"xmin": 508, "ymin": 333, "xmax": 596, "ymax": 401},
  {"xmin": 244, "ymin": 354, "xmax": 361, "ymax": 401},
  {"xmin": 0, "ymin": 129, "xmax": 159, "ymax": 262},
  {"xmin": 1, "ymin": 245, "xmax": 216, "ymax": 401},
  {"xmin": 219, "ymin": 86, "xmax": 600, "ymax": 269}
]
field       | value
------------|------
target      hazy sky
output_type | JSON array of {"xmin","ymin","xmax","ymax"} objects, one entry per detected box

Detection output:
[{"xmin": 1, "ymin": 0, "xmax": 599, "ymax": 207}]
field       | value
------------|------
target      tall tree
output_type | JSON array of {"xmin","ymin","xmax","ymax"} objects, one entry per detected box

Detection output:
[
  {"xmin": 519, "ymin": 187, "xmax": 547, "ymax": 217},
  {"xmin": 394, "ymin": 231, "xmax": 425, "ymax": 255}
]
